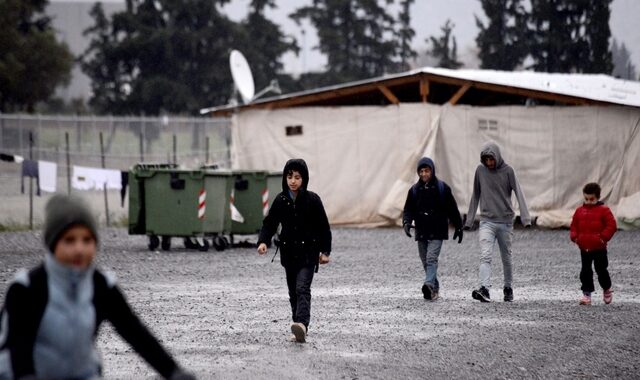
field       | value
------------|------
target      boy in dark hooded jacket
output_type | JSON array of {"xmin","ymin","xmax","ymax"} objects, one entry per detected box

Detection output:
[
  {"xmin": 257, "ymin": 159, "xmax": 332, "ymax": 343},
  {"xmin": 403, "ymin": 157, "xmax": 463, "ymax": 301}
]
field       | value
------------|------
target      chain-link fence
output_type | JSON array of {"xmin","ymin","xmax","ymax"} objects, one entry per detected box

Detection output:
[{"xmin": 0, "ymin": 114, "xmax": 230, "ymax": 228}]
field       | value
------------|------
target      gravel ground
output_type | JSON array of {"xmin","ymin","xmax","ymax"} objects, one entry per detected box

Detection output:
[{"xmin": 1, "ymin": 227, "xmax": 639, "ymax": 379}]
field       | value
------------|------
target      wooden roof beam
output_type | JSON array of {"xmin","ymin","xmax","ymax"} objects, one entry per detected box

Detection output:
[
  {"xmin": 424, "ymin": 74, "xmax": 596, "ymax": 106},
  {"xmin": 420, "ymin": 77, "xmax": 429, "ymax": 103},
  {"xmin": 448, "ymin": 83, "xmax": 471, "ymax": 104},
  {"xmin": 377, "ymin": 85, "xmax": 400, "ymax": 104}
]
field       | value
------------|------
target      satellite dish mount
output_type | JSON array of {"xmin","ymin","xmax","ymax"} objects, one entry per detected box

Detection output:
[{"xmin": 229, "ymin": 50, "xmax": 281, "ymax": 105}]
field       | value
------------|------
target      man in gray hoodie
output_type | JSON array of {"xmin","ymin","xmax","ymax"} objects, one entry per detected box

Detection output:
[{"xmin": 465, "ymin": 142, "xmax": 531, "ymax": 302}]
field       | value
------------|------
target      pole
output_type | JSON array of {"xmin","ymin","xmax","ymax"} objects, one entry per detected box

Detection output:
[
  {"xmin": 65, "ymin": 132, "xmax": 71, "ymax": 194},
  {"xmin": 205, "ymin": 136, "xmax": 210, "ymax": 164},
  {"xmin": 173, "ymin": 134, "xmax": 177, "ymax": 165},
  {"xmin": 29, "ymin": 131, "xmax": 33, "ymax": 230},
  {"xmin": 139, "ymin": 132, "xmax": 144, "ymax": 162},
  {"xmin": 100, "ymin": 132, "xmax": 110, "ymax": 227}
]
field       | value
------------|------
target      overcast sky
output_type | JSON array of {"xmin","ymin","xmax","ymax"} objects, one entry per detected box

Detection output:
[{"xmin": 52, "ymin": 0, "xmax": 640, "ymax": 76}]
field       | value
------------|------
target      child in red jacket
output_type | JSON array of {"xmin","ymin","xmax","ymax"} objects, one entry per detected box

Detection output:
[{"xmin": 570, "ymin": 183, "xmax": 617, "ymax": 305}]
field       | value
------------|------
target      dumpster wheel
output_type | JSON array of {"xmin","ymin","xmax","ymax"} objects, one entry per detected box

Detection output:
[
  {"xmin": 213, "ymin": 236, "xmax": 226, "ymax": 251},
  {"xmin": 183, "ymin": 237, "xmax": 197, "ymax": 249},
  {"xmin": 148, "ymin": 235, "xmax": 160, "ymax": 251},
  {"xmin": 197, "ymin": 238, "xmax": 210, "ymax": 252},
  {"xmin": 161, "ymin": 236, "xmax": 171, "ymax": 251}
]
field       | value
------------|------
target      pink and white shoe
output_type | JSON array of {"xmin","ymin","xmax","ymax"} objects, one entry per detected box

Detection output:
[
  {"xmin": 579, "ymin": 294, "xmax": 592, "ymax": 305},
  {"xmin": 603, "ymin": 288, "xmax": 613, "ymax": 304}
]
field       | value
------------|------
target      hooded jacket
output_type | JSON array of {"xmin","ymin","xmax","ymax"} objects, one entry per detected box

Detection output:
[
  {"xmin": 570, "ymin": 201, "xmax": 617, "ymax": 252},
  {"xmin": 465, "ymin": 142, "xmax": 531, "ymax": 227},
  {"xmin": 403, "ymin": 157, "xmax": 462, "ymax": 241},
  {"xmin": 0, "ymin": 258, "xmax": 179, "ymax": 379},
  {"xmin": 258, "ymin": 159, "xmax": 332, "ymax": 267}
]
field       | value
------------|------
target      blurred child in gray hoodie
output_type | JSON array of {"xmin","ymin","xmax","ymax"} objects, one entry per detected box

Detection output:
[
  {"xmin": 465, "ymin": 142, "xmax": 531, "ymax": 303},
  {"xmin": 0, "ymin": 194, "xmax": 195, "ymax": 380}
]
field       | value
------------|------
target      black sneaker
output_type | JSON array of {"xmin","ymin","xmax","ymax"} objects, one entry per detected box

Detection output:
[
  {"xmin": 422, "ymin": 284, "xmax": 432, "ymax": 300},
  {"xmin": 504, "ymin": 287, "xmax": 514, "ymax": 302},
  {"xmin": 472, "ymin": 286, "xmax": 491, "ymax": 302}
]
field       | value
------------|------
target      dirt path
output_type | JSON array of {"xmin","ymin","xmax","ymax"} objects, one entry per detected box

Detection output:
[{"xmin": 1, "ymin": 227, "xmax": 639, "ymax": 379}]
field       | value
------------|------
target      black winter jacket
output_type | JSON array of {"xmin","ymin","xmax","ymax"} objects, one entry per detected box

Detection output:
[
  {"xmin": 258, "ymin": 159, "xmax": 332, "ymax": 267},
  {"xmin": 403, "ymin": 158, "xmax": 462, "ymax": 241}
]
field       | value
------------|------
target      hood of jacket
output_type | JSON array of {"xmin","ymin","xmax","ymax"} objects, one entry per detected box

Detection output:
[
  {"xmin": 417, "ymin": 157, "xmax": 437, "ymax": 184},
  {"xmin": 282, "ymin": 158, "xmax": 309, "ymax": 193},
  {"xmin": 480, "ymin": 141, "xmax": 505, "ymax": 169}
]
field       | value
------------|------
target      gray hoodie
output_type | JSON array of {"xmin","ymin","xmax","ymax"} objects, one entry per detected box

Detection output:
[{"xmin": 465, "ymin": 142, "xmax": 531, "ymax": 227}]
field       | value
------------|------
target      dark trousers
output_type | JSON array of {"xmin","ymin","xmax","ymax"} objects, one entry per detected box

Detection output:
[
  {"xmin": 285, "ymin": 264, "xmax": 315, "ymax": 329},
  {"xmin": 580, "ymin": 249, "xmax": 612, "ymax": 293}
]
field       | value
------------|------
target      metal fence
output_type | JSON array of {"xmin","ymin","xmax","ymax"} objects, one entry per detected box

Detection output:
[{"xmin": 0, "ymin": 114, "xmax": 231, "ymax": 228}]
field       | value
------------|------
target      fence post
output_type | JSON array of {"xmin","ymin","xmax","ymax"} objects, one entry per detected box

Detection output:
[
  {"xmin": 173, "ymin": 134, "xmax": 177, "ymax": 165},
  {"xmin": 29, "ymin": 131, "xmax": 34, "ymax": 230},
  {"xmin": 205, "ymin": 136, "xmax": 210, "ymax": 164},
  {"xmin": 100, "ymin": 132, "xmax": 110, "ymax": 227},
  {"xmin": 65, "ymin": 132, "xmax": 71, "ymax": 195}
]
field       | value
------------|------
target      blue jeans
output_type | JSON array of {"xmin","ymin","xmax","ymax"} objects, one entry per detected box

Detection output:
[
  {"xmin": 478, "ymin": 221, "xmax": 514, "ymax": 289},
  {"xmin": 418, "ymin": 240, "xmax": 443, "ymax": 291}
]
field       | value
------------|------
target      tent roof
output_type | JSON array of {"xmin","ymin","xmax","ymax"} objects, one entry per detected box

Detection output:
[{"xmin": 208, "ymin": 67, "xmax": 640, "ymax": 116}]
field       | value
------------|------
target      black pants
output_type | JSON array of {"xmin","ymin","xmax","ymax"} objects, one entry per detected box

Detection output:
[
  {"xmin": 285, "ymin": 264, "xmax": 315, "ymax": 329},
  {"xmin": 580, "ymin": 249, "xmax": 611, "ymax": 293}
]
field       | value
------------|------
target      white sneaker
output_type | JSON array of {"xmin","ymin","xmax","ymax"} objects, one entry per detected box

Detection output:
[{"xmin": 291, "ymin": 322, "xmax": 307, "ymax": 343}]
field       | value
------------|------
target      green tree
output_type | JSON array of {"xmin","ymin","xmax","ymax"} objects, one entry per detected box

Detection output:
[
  {"xmin": 291, "ymin": 0, "xmax": 399, "ymax": 86},
  {"xmin": 612, "ymin": 39, "xmax": 637, "ymax": 80},
  {"xmin": 239, "ymin": 0, "xmax": 299, "ymax": 96},
  {"xmin": 0, "ymin": 0, "xmax": 73, "ymax": 112},
  {"xmin": 475, "ymin": 0, "xmax": 528, "ymax": 70},
  {"xmin": 580, "ymin": 0, "xmax": 613, "ymax": 74},
  {"xmin": 82, "ymin": 0, "xmax": 297, "ymax": 115},
  {"xmin": 529, "ymin": 0, "xmax": 612, "ymax": 74},
  {"xmin": 427, "ymin": 19, "xmax": 462, "ymax": 69},
  {"xmin": 397, "ymin": 0, "xmax": 417, "ymax": 71}
]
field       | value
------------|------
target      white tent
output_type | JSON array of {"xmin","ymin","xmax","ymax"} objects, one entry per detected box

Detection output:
[{"xmin": 231, "ymin": 103, "xmax": 640, "ymax": 228}]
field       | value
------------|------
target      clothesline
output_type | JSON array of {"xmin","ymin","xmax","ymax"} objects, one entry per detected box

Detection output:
[{"xmin": 1, "ymin": 151, "xmax": 130, "ymax": 207}]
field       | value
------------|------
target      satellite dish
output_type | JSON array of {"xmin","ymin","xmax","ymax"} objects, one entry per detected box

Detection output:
[{"xmin": 230, "ymin": 50, "xmax": 255, "ymax": 104}]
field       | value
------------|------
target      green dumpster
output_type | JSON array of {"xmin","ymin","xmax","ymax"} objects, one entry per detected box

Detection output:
[
  {"xmin": 128, "ymin": 164, "xmax": 233, "ymax": 251},
  {"xmin": 229, "ymin": 170, "xmax": 282, "ymax": 235},
  {"xmin": 128, "ymin": 163, "xmax": 178, "ymax": 235}
]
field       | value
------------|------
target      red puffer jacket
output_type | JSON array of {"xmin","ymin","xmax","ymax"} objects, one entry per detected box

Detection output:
[{"xmin": 570, "ymin": 202, "xmax": 617, "ymax": 252}]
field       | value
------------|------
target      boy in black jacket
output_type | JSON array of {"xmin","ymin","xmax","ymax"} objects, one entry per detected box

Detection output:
[
  {"xmin": 257, "ymin": 159, "xmax": 332, "ymax": 343},
  {"xmin": 403, "ymin": 157, "xmax": 463, "ymax": 300},
  {"xmin": 0, "ymin": 194, "xmax": 194, "ymax": 380}
]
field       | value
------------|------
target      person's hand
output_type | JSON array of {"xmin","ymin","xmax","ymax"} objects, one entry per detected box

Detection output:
[
  {"xmin": 319, "ymin": 253, "xmax": 330, "ymax": 264},
  {"xmin": 257, "ymin": 243, "xmax": 267, "ymax": 255},
  {"xmin": 403, "ymin": 223, "xmax": 412, "ymax": 238},
  {"xmin": 453, "ymin": 228, "xmax": 463, "ymax": 244}
]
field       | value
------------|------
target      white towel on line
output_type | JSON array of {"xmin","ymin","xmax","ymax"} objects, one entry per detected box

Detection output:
[
  {"xmin": 72, "ymin": 165, "xmax": 122, "ymax": 190},
  {"xmin": 38, "ymin": 160, "xmax": 57, "ymax": 192}
]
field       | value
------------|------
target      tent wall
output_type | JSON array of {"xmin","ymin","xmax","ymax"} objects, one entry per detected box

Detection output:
[{"xmin": 231, "ymin": 104, "xmax": 640, "ymax": 227}]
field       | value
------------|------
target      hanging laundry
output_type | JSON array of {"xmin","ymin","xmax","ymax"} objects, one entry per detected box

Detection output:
[
  {"xmin": 38, "ymin": 160, "xmax": 57, "ymax": 193},
  {"xmin": 0, "ymin": 153, "xmax": 15, "ymax": 162},
  {"xmin": 120, "ymin": 171, "xmax": 129, "ymax": 207},
  {"xmin": 72, "ymin": 165, "xmax": 122, "ymax": 191},
  {"xmin": 21, "ymin": 159, "xmax": 40, "ymax": 196}
]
